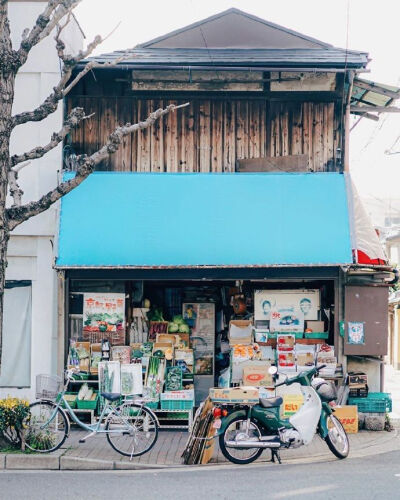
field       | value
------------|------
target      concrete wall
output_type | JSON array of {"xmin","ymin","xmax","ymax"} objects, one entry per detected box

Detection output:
[{"xmin": 0, "ymin": 2, "xmax": 83, "ymax": 400}]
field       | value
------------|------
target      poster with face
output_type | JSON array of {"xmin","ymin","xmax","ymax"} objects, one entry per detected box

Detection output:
[{"xmin": 254, "ymin": 290, "xmax": 320, "ymax": 321}]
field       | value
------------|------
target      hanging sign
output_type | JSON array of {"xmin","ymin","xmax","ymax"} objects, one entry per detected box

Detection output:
[{"xmin": 83, "ymin": 293, "xmax": 125, "ymax": 335}]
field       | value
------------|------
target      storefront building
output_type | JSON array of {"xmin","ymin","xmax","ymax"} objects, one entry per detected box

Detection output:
[{"xmin": 53, "ymin": 9, "xmax": 397, "ymax": 415}]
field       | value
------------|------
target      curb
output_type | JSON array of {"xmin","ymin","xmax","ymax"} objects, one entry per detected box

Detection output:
[{"xmin": 1, "ymin": 431, "xmax": 399, "ymax": 471}]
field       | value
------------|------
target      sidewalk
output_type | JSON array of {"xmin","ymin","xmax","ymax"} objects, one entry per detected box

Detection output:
[
  {"xmin": 1, "ymin": 428, "xmax": 398, "ymax": 471},
  {"xmin": 384, "ymin": 364, "xmax": 400, "ymax": 425}
]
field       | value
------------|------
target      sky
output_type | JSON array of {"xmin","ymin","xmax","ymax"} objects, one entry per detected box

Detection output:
[{"xmin": 73, "ymin": 0, "xmax": 400, "ymax": 222}]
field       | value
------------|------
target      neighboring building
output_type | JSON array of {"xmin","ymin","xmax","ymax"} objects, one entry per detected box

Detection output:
[{"xmin": 0, "ymin": 1, "xmax": 83, "ymax": 399}]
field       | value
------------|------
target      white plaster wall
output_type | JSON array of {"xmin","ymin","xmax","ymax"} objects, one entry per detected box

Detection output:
[{"xmin": 0, "ymin": 2, "xmax": 83, "ymax": 400}]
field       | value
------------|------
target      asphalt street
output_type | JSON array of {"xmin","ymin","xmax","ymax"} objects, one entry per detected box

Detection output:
[{"xmin": 0, "ymin": 450, "xmax": 399, "ymax": 500}]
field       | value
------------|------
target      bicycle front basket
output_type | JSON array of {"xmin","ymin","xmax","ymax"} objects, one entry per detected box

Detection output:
[{"xmin": 36, "ymin": 374, "xmax": 62, "ymax": 400}]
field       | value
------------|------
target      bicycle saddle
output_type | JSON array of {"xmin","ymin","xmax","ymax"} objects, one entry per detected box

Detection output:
[{"xmin": 101, "ymin": 392, "xmax": 121, "ymax": 402}]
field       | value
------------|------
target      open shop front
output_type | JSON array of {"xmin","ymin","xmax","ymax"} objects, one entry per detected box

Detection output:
[{"xmin": 57, "ymin": 172, "xmax": 391, "ymax": 430}]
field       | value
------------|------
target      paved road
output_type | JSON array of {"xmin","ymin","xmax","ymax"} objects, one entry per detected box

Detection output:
[{"xmin": 1, "ymin": 450, "xmax": 399, "ymax": 500}]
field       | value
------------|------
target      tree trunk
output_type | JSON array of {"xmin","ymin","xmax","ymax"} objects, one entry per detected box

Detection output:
[{"xmin": 0, "ymin": 3, "xmax": 15, "ymax": 372}]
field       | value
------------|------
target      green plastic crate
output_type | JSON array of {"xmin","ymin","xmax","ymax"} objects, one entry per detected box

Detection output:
[
  {"xmin": 304, "ymin": 332, "xmax": 329, "ymax": 339},
  {"xmin": 160, "ymin": 399, "xmax": 194, "ymax": 410},
  {"xmin": 348, "ymin": 392, "xmax": 392, "ymax": 413},
  {"xmin": 269, "ymin": 332, "xmax": 303, "ymax": 339},
  {"xmin": 58, "ymin": 392, "xmax": 77, "ymax": 409},
  {"xmin": 77, "ymin": 391, "xmax": 99, "ymax": 410}
]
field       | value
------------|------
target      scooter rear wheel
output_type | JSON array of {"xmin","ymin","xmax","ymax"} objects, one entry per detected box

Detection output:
[
  {"xmin": 325, "ymin": 414, "xmax": 349, "ymax": 459},
  {"xmin": 219, "ymin": 416, "xmax": 263, "ymax": 465}
]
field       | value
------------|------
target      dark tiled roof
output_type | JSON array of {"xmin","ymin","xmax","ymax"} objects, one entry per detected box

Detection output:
[{"xmin": 84, "ymin": 47, "xmax": 368, "ymax": 70}]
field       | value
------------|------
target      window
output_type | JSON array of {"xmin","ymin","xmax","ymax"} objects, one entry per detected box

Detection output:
[{"xmin": 0, "ymin": 281, "xmax": 32, "ymax": 387}]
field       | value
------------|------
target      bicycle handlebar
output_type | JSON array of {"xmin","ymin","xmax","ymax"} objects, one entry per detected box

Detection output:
[{"xmin": 273, "ymin": 364, "xmax": 328, "ymax": 388}]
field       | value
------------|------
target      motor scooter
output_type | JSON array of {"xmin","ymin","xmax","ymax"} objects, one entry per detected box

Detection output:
[{"xmin": 212, "ymin": 364, "xmax": 349, "ymax": 465}]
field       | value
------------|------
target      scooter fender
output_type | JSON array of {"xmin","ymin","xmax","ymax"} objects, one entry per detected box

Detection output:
[
  {"xmin": 219, "ymin": 408, "xmax": 248, "ymax": 434},
  {"xmin": 318, "ymin": 402, "xmax": 333, "ymax": 439}
]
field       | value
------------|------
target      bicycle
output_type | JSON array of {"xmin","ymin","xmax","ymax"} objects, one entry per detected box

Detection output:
[{"xmin": 25, "ymin": 370, "xmax": 159, "ymax": 458}]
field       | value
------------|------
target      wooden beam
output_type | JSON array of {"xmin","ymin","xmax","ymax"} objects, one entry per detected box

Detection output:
[
  {"xmin": 354, "ymin": 79, "xmax": 400, "ymax": 100},
  {"xmin": 350, "ymin": 106, "xmax": 400, "ymax": 113},
  {"xmin": 350, "ymin": 111, "xmax": 380, "ymax": 123}
]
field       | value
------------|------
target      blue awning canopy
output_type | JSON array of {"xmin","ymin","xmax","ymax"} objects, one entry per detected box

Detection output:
[{"xmin": 56, "ymin": 172, "xmax": 353, "ymax": 268}]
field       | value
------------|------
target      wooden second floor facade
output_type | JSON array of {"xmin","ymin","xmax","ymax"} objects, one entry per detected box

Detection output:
[
  {"xmin": 64, "ymin": 9, "xmax": 369, "ymax": 174},
  {"xmin": 66, "ymin": 94, "xmax": 341, "ymax": 173}
]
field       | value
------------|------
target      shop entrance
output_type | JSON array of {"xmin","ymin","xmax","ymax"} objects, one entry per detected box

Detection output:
[{"xmin": 65, "ymin": 274, "xmax": 338, "ymax": 415}]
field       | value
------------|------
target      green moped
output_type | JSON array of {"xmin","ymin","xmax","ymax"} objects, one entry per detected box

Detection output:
[{"xmin": 213, "ymin": 364, "xmax": 349, "ymax": 465}]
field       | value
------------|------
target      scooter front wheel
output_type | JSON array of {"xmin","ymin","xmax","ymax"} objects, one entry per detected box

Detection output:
[
  {"xmin": 325, "ymin": 414, "xmax": 349, "ymax": 459},
  {"xmin": 219, "ymin": 416, "xmax": 263, "ymax": 465}
]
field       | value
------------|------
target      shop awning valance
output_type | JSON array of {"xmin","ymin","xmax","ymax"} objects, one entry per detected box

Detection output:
[{"xmin": 56, "ymin": 172, "xmax": 383, "ymax": 269}]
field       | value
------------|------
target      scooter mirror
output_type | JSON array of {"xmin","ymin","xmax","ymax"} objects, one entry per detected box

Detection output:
[{"xmin": 268, "ymin": 365, "xmax": 278, "ymax": 375}]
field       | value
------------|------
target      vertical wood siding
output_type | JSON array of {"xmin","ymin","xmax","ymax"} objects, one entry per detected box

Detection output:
[{"xmin": 66, "ymin": 98, "xmax": 339, "ymax": 172}]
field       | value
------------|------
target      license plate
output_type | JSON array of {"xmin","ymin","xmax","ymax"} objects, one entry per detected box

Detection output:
[{"xmin": 213, "ymin": 418, "xmax": 222, "ymax": 429}]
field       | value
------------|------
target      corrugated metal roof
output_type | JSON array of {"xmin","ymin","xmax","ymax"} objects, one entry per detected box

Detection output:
[
  {"xmin": 138, "ymin": 8, "xmax": 332, "ymax": 50},
  {"xmin": 84, "ymin": 47, "xmax": 367, "ymax": 70},
  {"xmin": 351, "ymin": 77, "xmax": 400, "ymax": 111},
  {"xmin": 56, "ymin": 172, "xmax": 353, "ymax": 269}
]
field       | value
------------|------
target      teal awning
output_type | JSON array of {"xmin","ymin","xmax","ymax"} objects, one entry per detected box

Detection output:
[{"xmin": 56, "ymin": 172, "xmax": 353, "ymax": 268}]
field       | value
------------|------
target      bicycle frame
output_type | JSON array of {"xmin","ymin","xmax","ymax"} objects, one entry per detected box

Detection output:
[{"xmin": 41, "ymin": 389, "xmax": 136, "ymax": 435}]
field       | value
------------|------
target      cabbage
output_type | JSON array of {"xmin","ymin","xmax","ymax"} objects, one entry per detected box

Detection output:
[
  {"xmin": 179, "ymin": 323, "xmax": 190, "ymax": 334},
  {"xmin": 168, "ymin": 322, "xmax": 179, "ymax": 333},
  {"xmin": 172, "ymin": 315, "xmax": 185, "ymax": 325}
]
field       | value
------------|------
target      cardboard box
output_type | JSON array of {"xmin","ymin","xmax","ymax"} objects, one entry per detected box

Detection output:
[
  {"xmin": 333, "ymin": 406, "xmax": 358, "ymax": 433},
  {"xmin": 348, "ymin": 373, "xmax": 368, "ymax": 388},
  {"xmin": 278, "ymin": 351, "xmax": 295, "ymax": 368},
  {"xmin": 229, "ymin": 320, "xmax": 253, "ymax": 346},
  {"xmin": 305, "ymin": 320, "xmax": 325, "ymax": 332},
  {"xmin": 242, "ymin": 364, "xmax": 273, "ymax": 387},
  {"xmin": 209, "ymin": 387, "xmax": 259, "ymax": 404},
  {"xmin": 156, "ymin": 334, "xmax": 180, "ymax": 346},
  {"xmin": 282, "ymin": 394, "xmax": 304, "ymax": 417},
  {"xmin": 296, "ymin": 352, "xmax": 315, "ymax": 371},
  {"xmin": 277, "ymin": 334, "xmax": 295, "ymax": 351}
]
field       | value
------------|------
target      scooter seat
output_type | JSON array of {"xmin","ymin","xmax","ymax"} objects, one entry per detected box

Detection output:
[
  {"xmin": 101, "ymin": 392, "xmax": 121, "ymax": 402},
  {"xmin": 259, "ymin": 397, "xmax": 283, "ymax": 408}
]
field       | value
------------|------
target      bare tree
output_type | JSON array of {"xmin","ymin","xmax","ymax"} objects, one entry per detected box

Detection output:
[{"xmin": 0, "ymin": 0, "xmax": 187, "ymax": 371}]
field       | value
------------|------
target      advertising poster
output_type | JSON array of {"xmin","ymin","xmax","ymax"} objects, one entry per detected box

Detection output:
[
  {"xmin": 83, "ymin": 293, "xmax": 125, "ymax": 335},
  {"xmin": 270, "ymin": 308, "xmax": 304, "ymax": 333},
  {"xmin": 348, "ymin": 322, "xmax": 365, "ymax": 345},
  {"xmin": 254, "ymin": 289, "xmax": 320, "ymax": 321}
]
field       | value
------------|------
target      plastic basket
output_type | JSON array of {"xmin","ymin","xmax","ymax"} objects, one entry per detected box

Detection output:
[
  {"xmin": 304, "ymin": 332, "xmax": 329, "ymax": 339},
  {"xmin": 36, "ymin": 374, "xmax": 63, "ymax": 400},
  {"xmin": 348, "ymin": 392, "xmax": 392, "ymax": 413},
  {"xmin": 77, "ymin": 391, "xmax": 99, "ymax": 410},
  {"xmin": 160, "ymin": 399, "xmax": 194, "ymax": 410},
  {"xmin": 57, "ymin": 392, "xmax": 77, "ymax": 409}
]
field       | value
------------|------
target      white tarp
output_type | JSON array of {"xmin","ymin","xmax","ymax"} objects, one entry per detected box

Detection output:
[{"xmin": 346, "ymin": 176, "xmax": 387, "ymax": 264}]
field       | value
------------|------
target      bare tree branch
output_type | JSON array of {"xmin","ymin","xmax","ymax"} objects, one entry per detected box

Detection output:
[
  {"xmin": 17, "ymin": 0, "xmax": 81, "ymax": 68},
  {"xmin": 10, "ymin": 107, "xmax": 92, "ymax": 168},
  {"xmin": 12, "ymin": 34, "xmax": 105, "ymax": 127},
  {"xmin": 8, "ymin": 170, "xmax": 23, "ymax": 207},
  {"xmin": 7, "ymin": 103, "xmax": 190, "ymax": 230}
]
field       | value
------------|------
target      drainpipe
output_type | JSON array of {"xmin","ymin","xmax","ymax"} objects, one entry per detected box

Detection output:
[{"xmin": 344, "ymin": 71, "xmax": 355, "ymax": 172}]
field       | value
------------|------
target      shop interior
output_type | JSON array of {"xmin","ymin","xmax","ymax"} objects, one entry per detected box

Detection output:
[{"xmin": 65, "ymin": 277, "xmax": 339, "ymax": 428}]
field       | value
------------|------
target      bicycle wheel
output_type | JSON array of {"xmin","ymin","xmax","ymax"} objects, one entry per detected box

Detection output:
[
  {"xmin": 325, "ymin": 414, "xmax": 349, "ymax": 459},
  {"xmin": 25, "ymin": 401, "xmax": 68, "ymax": 453},
  {"xmin": 106, "ymin": 402, "xmax": 158, "ymax": 457}
]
